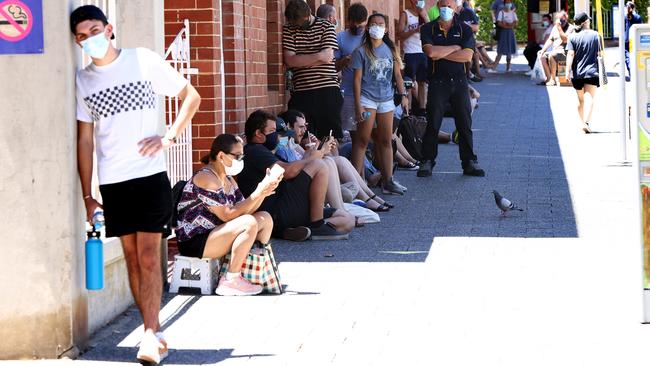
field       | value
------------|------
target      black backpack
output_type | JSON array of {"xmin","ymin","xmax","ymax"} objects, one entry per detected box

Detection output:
[
  {"xmin": 163, "ymin": 179, "xmax": 189, "ymax": 237},
  {"xmin": 397, "ymin": 115, "xmax": 427, "ymax": 162}
]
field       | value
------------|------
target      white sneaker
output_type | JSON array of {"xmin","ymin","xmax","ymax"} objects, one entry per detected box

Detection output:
[
  {"xmin": 137, "ymin": 331, "xmax": 163, "ymax": 364},
  {"xmin": 487, "ymin": 68, "xmax": 499, "ymax": 74},
  {"xmin": 524, "ymin": 69, "xmax": 534, "ymax": 76},
  {"xmin": 156, "ymin": 332, "xmax": 168, "ymax": 362}
]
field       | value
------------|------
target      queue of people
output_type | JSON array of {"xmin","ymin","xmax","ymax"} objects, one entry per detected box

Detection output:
[{"xmin": 69, "ymin": 0, "xmax": 518, "ymax": 362}]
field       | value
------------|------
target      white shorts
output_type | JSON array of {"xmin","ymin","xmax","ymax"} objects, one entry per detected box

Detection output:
[{"xmin": 360, "ymin": 95, "xmax": 395, "ymax": 114}]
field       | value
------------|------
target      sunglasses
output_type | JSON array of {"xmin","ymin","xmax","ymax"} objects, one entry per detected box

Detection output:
[{"xmin": 226, "ymin": 152, "xmax": 245, "ymax": 161}]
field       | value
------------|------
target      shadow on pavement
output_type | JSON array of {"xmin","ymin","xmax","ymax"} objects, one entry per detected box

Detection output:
[{"xmin": 272, "ymin": 66, "xmax": 578, "ymax": 263}]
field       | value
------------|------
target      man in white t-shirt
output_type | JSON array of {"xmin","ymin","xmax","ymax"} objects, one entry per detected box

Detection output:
[
  {"xmin": 70, "ymin": 5, "xmax": 201, "ymax": 364},
  {"xmin": 398, "ymin": 0, "xmax": 430, "ymax": 116}
]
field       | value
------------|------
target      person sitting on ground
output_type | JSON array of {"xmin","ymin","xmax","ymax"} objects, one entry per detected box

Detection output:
[
  {"xmin": 538, "ymin": 11, "xmax": 571, "ymax": 86},
  {"xmin": 278, "ymin": 109, "xmax": 393, "ymax": 212},
  {"xmin": 275, "ymin": 111, "xmax": 346, "ymax": 211},
  {"xmin": 237, "ymin": 110, "xmax": 354, "ymax": 241},
  {"xmin": 176, "ymin": 134, "xmax": 280, "ymax": 296}
]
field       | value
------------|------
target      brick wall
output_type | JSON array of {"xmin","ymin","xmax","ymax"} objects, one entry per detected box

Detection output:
[
  {"xmin": 165, "ymin": 0, "xmax": 223, "ymax": 168},
  {"xmin": 163, "ymin": 0, "xmax": 405, "ymax": 167}
]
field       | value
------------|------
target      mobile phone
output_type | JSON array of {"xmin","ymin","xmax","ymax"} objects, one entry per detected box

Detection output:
[
  {"xmin": 317, "ymin": 136, "xmax": 328, "ymax": 150},
  {"xmin": 268, "ymin": 164, "xmax": 285, "ymax": 181}
]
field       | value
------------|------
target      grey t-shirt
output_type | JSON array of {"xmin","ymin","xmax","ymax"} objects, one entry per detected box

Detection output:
[
  {"xmin": 350, "ymin": 43, "xmax": 395, "ymax": 102},
  {"xmin": 567, "ymin": 29, "xmax": 600, "ymax": 79}
]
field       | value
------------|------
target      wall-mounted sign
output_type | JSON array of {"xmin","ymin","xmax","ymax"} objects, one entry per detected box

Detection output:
[{"xmin": 0, "ymin": 0, "xmax": 43, "ymax": 54}]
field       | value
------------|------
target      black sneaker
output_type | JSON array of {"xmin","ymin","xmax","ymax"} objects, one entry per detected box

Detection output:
[
  {"xmin": 310, "ymin": 222, "xmax": 349, "ymax": 240},
  {"xmin": 462, "ymin": 160, "xmax": 485, "ymax": 177},
  {"xmin": 470, "ymin": 75, "xmax": 483, "ymax": 83},
  {"xmin": 417, "ymin": 160, "xmax": 434, "ymax": 177},
  {"xmin": 282, "ymin": 226, "xmax": 311, "ymax": 241}
]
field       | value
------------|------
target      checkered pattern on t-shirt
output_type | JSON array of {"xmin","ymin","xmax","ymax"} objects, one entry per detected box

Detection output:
[{"xmin": 83, "ymin": 80, "xmax": 156, "ymax": 121}]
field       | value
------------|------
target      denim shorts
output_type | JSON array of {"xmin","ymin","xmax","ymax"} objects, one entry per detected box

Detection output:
[{"xmin": 360, "ymin": 95, "xmax": 395, "ymax": 114}]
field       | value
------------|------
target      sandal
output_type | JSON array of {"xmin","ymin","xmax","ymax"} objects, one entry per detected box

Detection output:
[
  {"xmin": 364, "ymin": 194, "xmax": 390, "ymax": 212},
  {"xmin": 354, "ymin": 216, "xmax": 365, "ymax": 228}
]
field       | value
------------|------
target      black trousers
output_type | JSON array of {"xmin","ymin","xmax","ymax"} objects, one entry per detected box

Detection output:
[
  {"xmin": 422, "ymin": 77, "xmax": 477, "ymax": 164},
  {"xmin": 523, "ymin": 41, "xmax": 541, "ymax": 69}
]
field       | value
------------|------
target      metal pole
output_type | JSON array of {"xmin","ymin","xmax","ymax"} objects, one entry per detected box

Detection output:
[{"xmin": 620, "ymin": 0, "xmax": 629, "ymax": 161}]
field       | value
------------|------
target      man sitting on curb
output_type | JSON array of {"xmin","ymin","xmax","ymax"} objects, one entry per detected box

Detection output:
[{"xmin": 237, "ymin": 110, "xmax": 354, "ymax": 241}]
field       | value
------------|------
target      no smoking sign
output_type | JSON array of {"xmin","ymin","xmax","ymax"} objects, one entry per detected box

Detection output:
[{"xmin": 0, "ymin": 0, "xmax": 42, "ymax": 54}]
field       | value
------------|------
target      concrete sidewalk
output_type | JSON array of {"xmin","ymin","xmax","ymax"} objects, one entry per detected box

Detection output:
[{"xmin": 24, "ymin": 50, "xmax": 650, "ymax": 366}]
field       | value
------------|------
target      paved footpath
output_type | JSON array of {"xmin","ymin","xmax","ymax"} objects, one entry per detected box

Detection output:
[{"xmin": 15, "ymin": 51, "xmax": 650, "ymax": 365}]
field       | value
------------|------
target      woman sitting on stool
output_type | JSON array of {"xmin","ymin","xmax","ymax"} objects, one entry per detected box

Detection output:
[{"xmin": 176, "ymin": 134, "xmax": 281, "ymax": 296}]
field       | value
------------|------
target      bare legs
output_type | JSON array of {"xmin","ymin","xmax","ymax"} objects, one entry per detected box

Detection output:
[
  {"xmin": 323, "ymin": 157, "xmax": 344, "ymax": 209},
  {"xmin": 120, "ymin": 232, "xmax": 163, "ymax": 338},
  {"xmin": 371, "ymin": 111, "xmax": 395, "ymax": 185}
]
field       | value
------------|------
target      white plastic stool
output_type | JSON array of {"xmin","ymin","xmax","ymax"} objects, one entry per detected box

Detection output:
[{"xmin": 169, "ymin": 255, "xmax": 219, "ymax": 295}]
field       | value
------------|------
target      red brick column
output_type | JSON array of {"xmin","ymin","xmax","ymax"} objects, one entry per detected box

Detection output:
[{"xmin": 165, "ymin": 0, "xmax": 224, "ymax": 170}]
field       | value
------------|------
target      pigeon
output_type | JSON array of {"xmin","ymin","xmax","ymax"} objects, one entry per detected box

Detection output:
[{"xmin": 492, "ymin": 190, "xmax": 524, "ymax": 216}]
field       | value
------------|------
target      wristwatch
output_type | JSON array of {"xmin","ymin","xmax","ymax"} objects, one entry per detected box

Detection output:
[{"xmin": 164, "ymin": 136, "xmax": 177, "ymax": 144}]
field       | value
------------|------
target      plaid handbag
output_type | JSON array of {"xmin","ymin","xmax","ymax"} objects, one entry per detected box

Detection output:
[{"xmin": 219, "ymin": 242, "xmax": 283, "ymax": 294}]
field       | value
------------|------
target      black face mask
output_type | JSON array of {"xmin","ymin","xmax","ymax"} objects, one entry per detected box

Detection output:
[
  {"xmin": 350, "ymin": 25, "xmax": 365, "ymax": 35},
  {"xmin": 263, "ymin": 132, "xmax": 279, "ymax": 151}
]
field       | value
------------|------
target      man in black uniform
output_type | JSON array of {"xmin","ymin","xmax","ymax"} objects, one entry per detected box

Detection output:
[{"xmin": 417, "ymin": 0, "xmax": 485, "ymax": 177}]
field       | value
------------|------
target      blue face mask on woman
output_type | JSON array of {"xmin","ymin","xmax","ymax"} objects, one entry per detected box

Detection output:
[
  {"xmin": 440, "ymin": 6, "xmax": 454, "ymax": 21},
  {"xmin": 505, "ymin": 3, "xmax": 513, "ymax": 10}
]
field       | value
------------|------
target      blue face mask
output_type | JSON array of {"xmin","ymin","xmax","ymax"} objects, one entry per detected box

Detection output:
[
  {"xmin": 505, "ymin": 3, "xmax": 513, "ymax": 10},
  {"xmin": 417, "ymin": 0, "xmax": 426, "ymax": 8},
  {"xmin": 440, "ymin": 7, "xmax": 454, "ymax": 21},
  {"xmin": 81, "ymin": 30, "xmax": 110, "ymax": 59}
]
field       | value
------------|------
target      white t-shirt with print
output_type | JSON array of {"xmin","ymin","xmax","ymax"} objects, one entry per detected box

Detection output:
[{"xmin": 76, "ymin": 48, "xmax": 188, "ymax": 185}]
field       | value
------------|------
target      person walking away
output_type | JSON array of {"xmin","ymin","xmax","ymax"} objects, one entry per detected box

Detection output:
[
  {"xmin": 417, "ymin": 0, "xmax": 485, "ymax": 177},
  {"xmin": 336, "ymin": 3, "xmax": 368, "ymax": 146},
  {"xmin": 70, "ymin": 5, "xmax": 201, "ymax": 364},
  {"xmin": 283, "ymin": 0, "xmax": 343, "ymax": 139},
  {"xmin": 625, "ymin": 2, "xmax": 643, "ymax": 77},
  {"xmin": 398, "ymin": 0, "xmax": 429, "ymax": 116},
  {"xmin": 176, "ymin": 134, "xmax": 280, "ymax": 296},
  {"xmin": 566, "ymin": 12, "xmax": 601, "ymax": 134},
  {"xmin": 490, "ymin": 0, "xmax": 517, "ymax": 73},
  {"xmin": 351, "ymin": 13, "xmax": 410, "ymax": 195}
]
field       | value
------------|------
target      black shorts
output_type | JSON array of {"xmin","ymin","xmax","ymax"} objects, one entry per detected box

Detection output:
[
  {"xmin": 261, "ymin": 171, "xmax": 335, "ymax": 235},
  {"xmin": 572, "ymin": 77, "xmax": 600, "ymax": 90},
  {"xmin": 178, "ymin": 232, "xmax": 209, "ymax": 258},
  {"xmin": 288, "ymin": 87, "xmax": 343, "ymax": 138},
  {"xmin": 99, "ymin": 172, "xmax": 172, "ymax": 238},
  {"xmin": 404, "ymin": 53, "xmax": 429, "ymax": 82}
]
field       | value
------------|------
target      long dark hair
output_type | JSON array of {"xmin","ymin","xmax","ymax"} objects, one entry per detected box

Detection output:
[
  {"xmin": 361, "ymin": 13, "xmax": 403, "ymax": 69},
  {"xmin": 200, "ymin": 134, "xmax": 243, "ymax": 164}
]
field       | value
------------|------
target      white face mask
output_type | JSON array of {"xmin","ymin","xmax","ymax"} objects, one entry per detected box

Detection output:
[
  {"xmin": 223, "ymin": 157, "xmax": 244, "ymax": 176},
  {"xmin": 456, "ymin": 0, "xmax": 464, "ymax": 7},
  {"xmin": 417, "ymin": 0, "xmax": 426, "ymax": 8},
  {"xmin": 369, "ymin": 25, "xmax": 386, "ymax": 40},
  {"xmin": 80, "ymin": 30, "xmax": 110, "ymax": 59}
]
